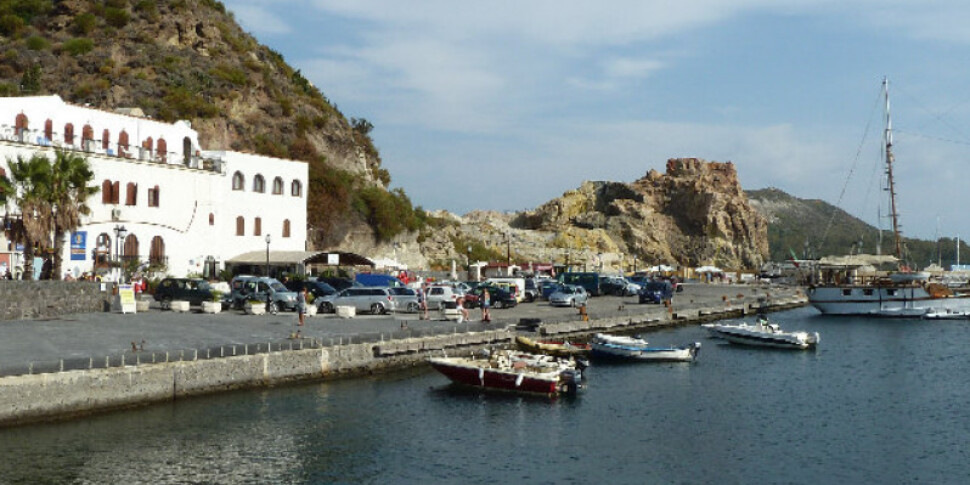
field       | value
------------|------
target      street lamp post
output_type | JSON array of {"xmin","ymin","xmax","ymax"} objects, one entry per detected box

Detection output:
[
  {"xmin": 113, "ymin": 224, "xmax": 127, "ymax": 283},
  {"xmin": 506, "ymin": 232, "xmax": 512, "ymax": 275},
  {"xmin": 265, "ymin": 234, "xmax": 271, "ymax": 312}
]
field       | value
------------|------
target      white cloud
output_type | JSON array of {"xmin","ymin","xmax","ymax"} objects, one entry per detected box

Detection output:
[{"xmin": 223, "ymin": 2, "xmax": 292, "ymax": 35}]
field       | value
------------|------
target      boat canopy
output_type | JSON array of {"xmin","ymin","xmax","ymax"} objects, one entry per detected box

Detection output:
[{"xmin": 817, "ymin": 254, "xmax": 898, "ymax": 268}]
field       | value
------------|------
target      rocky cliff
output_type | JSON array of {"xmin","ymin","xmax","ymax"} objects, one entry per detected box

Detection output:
[{"xmin": 416, "ymin": 158, "xmax": 769, "ymax": 271}]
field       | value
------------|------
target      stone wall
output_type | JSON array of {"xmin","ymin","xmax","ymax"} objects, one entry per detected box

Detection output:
[{"xmin": 0, "ymin": 281, "xmax": 108, "ymax": 320}]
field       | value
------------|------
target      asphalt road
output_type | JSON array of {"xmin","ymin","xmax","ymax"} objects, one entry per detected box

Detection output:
[{"xmin": 0, "ymin": 283, "xmax": 799, "ymax": 375}]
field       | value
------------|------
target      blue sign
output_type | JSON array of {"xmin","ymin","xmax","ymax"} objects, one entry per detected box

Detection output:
[{"xmin": 70, "ymin": 231, "xmax": 87, "ymax": 261}]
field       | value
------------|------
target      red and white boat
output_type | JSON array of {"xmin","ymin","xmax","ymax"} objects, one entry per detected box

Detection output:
[{"xmin": 429, "ymin": 350, "xmax": 585, "ymax": 396}]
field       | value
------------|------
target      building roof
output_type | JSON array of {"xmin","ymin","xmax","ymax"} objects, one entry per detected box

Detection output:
[{"xmin": 226, "ymin": 250, "xmax": 374, "ymax": 267}]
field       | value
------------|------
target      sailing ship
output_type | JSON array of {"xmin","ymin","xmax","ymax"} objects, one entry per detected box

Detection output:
[{"xmin": 807, "ymin": 78, "xmax": 970, "ymax": 317}]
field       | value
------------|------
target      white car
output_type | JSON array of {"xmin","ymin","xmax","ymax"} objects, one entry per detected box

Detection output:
[
  {"xmin": 424, "ymin": 285, "xmax": 464, "ymax": 309},
  {"xmin": 549, "ymin": 285, "xmax": 589, "ymax": 307}
]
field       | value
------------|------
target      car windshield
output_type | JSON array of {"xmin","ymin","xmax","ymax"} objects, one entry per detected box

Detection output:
[
  {"xmin": 270, "ymin": 282, "xmax": 287, "ymax": 292},
  {"xmin": 559, "ymin": 287, "xmax": 576, "ymax": 294}
]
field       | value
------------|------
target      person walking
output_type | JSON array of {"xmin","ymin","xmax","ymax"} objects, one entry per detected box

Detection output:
[
  {"xmin": 297, "ymin": 286, "xmax": 307, "ymax": 326},
  {"xmin": 481, "ymin": 288, "xmax": 491, "ymax": 322},
  {"xmin": 418, "ymin": 284, "xmax": 429, "ymax": 320},
  {"xmin": 457, "ymin": 294, "xmax": 469, "ymax": 323}
]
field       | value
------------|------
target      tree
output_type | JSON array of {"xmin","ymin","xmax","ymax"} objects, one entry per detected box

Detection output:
[
  {"xmin": 48, "ymin": 149, "xmax": 98, "ymax": 280},
  {"xmin": 3, "ymin": 154, "xmax": 53, "ymax": 279}
]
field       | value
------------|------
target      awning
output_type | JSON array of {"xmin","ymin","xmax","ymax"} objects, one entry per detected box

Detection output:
[{"xmin": 226, "ymin": 250, "xmax": 375, "ymax": 267}]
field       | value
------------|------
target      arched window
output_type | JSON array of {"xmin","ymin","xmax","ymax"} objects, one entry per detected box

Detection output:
[
  {"xmin": 232, "ymin": 171, "xmax": 244, "ymax": 191},
  {"xmin": 209, "ymin": 213, "xmax": 215, "ymax": 226},
  {"xmin": 142, "ymin": 136, "xmax": 153, "ymax": 160},
  {"xmin": 44, "ymin": 119, "xmax": 52, "ymax": 142},
  {"xmin": 273, "ymin": 177, "xmax": 283, "ymax": 195},
  {"xmin": 126, "ymin": 182, "xmax": 137, "ymax": 206},
  {"xmin": 182, "ymin": 137, "xmax": 192, "ymax": 165},
  {"xmin": 82, "ymin": 124, "xmax": 93, "ymax": 150},
  {"xmin": 112, "ymin": 181, "xmax": 120, "ymax": 204},
  {"xmin": 148, "ymin": 185, "xmax": 160, "ymax": 207},
  {"xmin": 254, "ymin": 217, "xmax": 262, "ymax": 236},
  {"xmin": 122, "ymin": 234, "xmax": 139, "ymax": 262},
  {"xmin": 149, "ymin": 236, "xmax": 165, "ymax": 265},
  {"xmin": 291, "ymin": 180, "xmax": 302, "ymax": 197},
  {"xmin": 235, "ymin": 216, "xmax": 245, "ymax": 236},
  {"xmin": 95, "ymin": 233, "xmax": 111, "ymax": 269},
  {"xmin": 14, "ymin": 113, "xmax": 28, "ymax": 134},
  {"xmin": 283, "ymin": 219, "xmax": 291, "ymax": 238},
  {"xmin": 102, "ymin": 129, "xmax": 110, "ymax": 150},
  {"xmin": 253, "ymin": 174, "xmax": 265, "ymax": 193},
  {"xmin": 118, "ymin": 130, "xmax": 130, "ymax": 157},
  {"xmin": 157, "ymin": 138, "xmax": 167, "ymax": 163},
  {"xmin": 64, "ymin": 123, "xmax": 74, "ymax": 144},
  {"xmin": 101, "ymin": 180, "xmax": 113, "ymax": 204}
]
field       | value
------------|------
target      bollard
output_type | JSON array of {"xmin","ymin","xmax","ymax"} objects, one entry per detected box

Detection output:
[
  {"xmin": 179, "ymin": 350, "xmax": 184, "ymax": 361},
  {"xmin": 207, "ymin": 348, "xmax": 210, "ymax": 359},
  {"xmin": 89, "ymin": 357, "xmax": 93, "ymax": 369},
  {"xmin": 244, "ymin": 344, "xmax": 248, "ymax": 355},
  {"xmin": 136, "ymin": 354, "xmax": 140, "ymax": 365},
  {"xmin": 165, "ymin": 351, "xmax": 169, "ymax": 363},
  {"xmin": 221, "ymin": 347, "xmax": 225, "ymax": 358},
  {"xmin": 28, "ymin": 363, "xmax": 33, "ymax": 374},
  {"xmin": 106, "ymin": 356, "xmax": 110, "ymax": 368},
  {"xmin": 194, "ymin": 349, "xmax": 198, "ymax": 361}
]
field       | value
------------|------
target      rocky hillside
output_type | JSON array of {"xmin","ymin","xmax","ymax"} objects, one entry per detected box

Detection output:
[
  {"xmin": 0, "ymin": 0, "xmax": 419, "ymax": 248},
  {"xmin": 415, "ymin": 158, "xmax": 770, "ymax": 271}
]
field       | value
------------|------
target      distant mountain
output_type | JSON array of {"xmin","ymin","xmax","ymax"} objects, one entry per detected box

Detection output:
[{"xmin": 747, "ymin": 187, "xmax": 966, "ymax": 267}]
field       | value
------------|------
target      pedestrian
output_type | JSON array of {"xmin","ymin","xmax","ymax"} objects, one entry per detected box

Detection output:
[
  {"xmin": 457, "ymin": 294, "xmax": 469, "ymax": 322},
  {"xmin": 481, "ymin": 288, "xmax": 491, "ymax": 322},
  {"xmin": 297, "ymin": 286, "xmax": 307, "ymax": 326},
  {"xmin": 418, "ymin": 284, "xmax": 429, "ymax": 320}
]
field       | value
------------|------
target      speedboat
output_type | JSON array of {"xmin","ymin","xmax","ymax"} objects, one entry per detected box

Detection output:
[
  {"xmin": 703, "ymin": 317, "xmax": 819, "ymax": 350},
  {"xmin": 428, "ymin": 350, "xmax": 585, "ymax": 396},
  {"xmin": 589, "ymin": 333, "xmax": 700, "ymax": 362}
]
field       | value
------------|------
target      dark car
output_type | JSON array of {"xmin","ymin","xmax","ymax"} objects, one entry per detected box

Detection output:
[
  {"xmin": 153, "ymin": 278, "xmax": 216, "ymax": 308},
  {"xmin": 539, "ymin": 280, "xmax": 561, "ymax": 300},
  {"xmin": 317, "ymin": 277, "xmax": 357, "ymax": 291},
  {"xmin": 639, "ymin": 280, "xmax": 674, "ymax": 304},
  {"xmin": 285, "ymin": 279, "xmax": 338, "ymax": 299},
  {"xmin": 463, "ymin": 286, "xmax": 517, "ymax": 309}
]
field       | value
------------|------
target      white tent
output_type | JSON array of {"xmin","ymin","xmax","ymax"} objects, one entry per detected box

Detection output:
[
  {"xmin": 695, "ymin": 265, "xmax": 722, "ymax": 273},
  {"xmin": 648, "ymin": 264, "xmax": 675, "ymax": 272}
]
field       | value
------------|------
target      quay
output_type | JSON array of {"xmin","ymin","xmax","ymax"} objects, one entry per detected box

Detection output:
[{"xmin": 0, "ymin": 283, "xmax": 806, "ymax": 427}]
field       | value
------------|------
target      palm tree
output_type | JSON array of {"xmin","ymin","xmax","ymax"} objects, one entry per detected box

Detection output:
[
  {"xmin": 4, "ymin": 154, "xmax": 53, "ymax": 280},
  {"xmin": 48, "ymin": 149, "xmax": 98, "ymax": 280}
]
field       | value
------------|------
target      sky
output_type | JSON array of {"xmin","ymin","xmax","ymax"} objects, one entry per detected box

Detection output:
[{"xmin": 221, "ymin": 0, "xmax": 970, "ymax": 243}]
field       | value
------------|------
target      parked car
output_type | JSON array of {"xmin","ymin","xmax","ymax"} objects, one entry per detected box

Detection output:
[
  {"xmin": 560, "ymin": 272, "xmax": 602, "ymax": 296},
  {"xmin": 229, "ymin": 275, "xmax": 300, "ymax": 312},
  {"xmin": 318, "ymin": 287, "xmax": 397, "ymax": 314},
  {"xmin": 522, "ymin": 278, "xmax": 539, "ymax": 302},
  {"xmin": 424, "ymin": 285, "xmax": 464, "ymax": 310},
  {"xmin": 285, "ymin": 279, "xmax": 338, "ymax": 299},
  {"xmin": 388, "ymin": 286, "xmax": 421, "ymax": 313},
  {"xmin": 601, "ymin": 276, "xmax": 640, "ymax": 296},
  {"xmin": 317, "ymin": 277, "xmax": 358, "ymax": 292},
  {"xmin": 463, "ymin": 286, "xmax": 518, "ymax": 309},
  {"xmin": 355, "ymin": 273, "xmax": 406, "ymax": 288},
  {"xmin": 154, "ymin": 278, "xmax": 217, "ymax": 308},
  {"xmin": 639, "ymin": 280, "xmax": 674, "ymax": 304},
  {"xmin": 539, "ymin": 280, "xmax": 562, "ymax": 300},
  {"xmin": 549, "ymin": 284, "xmax": 590, "ymax": 307}
]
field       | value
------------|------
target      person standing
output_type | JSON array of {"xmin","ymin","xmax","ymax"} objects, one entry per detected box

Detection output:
[
  {"xmin": 297, "ymin": 286, "xmax": 307, "ymax": 326},
  {"xmin": 418, "ymin": 284, "xmax": 429, "ymax": 320},
  {"xmin": 481, "ymin": 288, "xmax": 491, "ymax": 322}
]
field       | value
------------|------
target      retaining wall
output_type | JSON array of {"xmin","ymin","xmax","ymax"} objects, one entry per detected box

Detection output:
[
  {"xmin": 0, "ymin": 281, "xmax": 109, "ymax": 320},
  {"xmin": 0, "ymin": 295, "xmax": 808, "ymax": 427}
]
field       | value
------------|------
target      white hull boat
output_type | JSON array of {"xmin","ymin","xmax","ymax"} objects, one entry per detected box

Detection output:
[
  {"xmin": 590, "ymin": 333, "xmax": 700, "ymax": 362},
  {"xmin": 922, "ymin": 309, "xmax": 970, "ymax": 320},
  {"xmin": 704, "ymin": 319, "xmax": 819, "ymax": 350},
  {"xmin": 808, "ymin": 285, "xmax": 970, "ymax": 317}
]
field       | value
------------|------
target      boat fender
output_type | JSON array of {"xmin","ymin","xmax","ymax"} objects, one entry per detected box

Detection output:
[
  {"xmin": 478, "ymin": 367, "xmax": 485, "ymax": 386},
  {"xmin": 515, "ymin": 373, "xmax": 524, "ymax": 387}
]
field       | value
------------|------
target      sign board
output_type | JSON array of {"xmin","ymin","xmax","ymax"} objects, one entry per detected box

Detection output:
[
  {"xmin": 118, "ymin": 284, "xmax": 137, "ymax": 314},
  {"xmin": 327, "ymin": 253, "xmax": 339, "ymax": 265},
  {"xmin": 70, "ymin": 231, "xmax": 87, "ymax": 261}
]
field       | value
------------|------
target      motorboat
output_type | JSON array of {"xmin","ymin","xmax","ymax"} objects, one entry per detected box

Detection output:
[
  {"xmin": 515, "ymin": 335, "xmax": 591, "ymax": 357},
  {"xmin": 704, "ymin": 317, "xmax": 819, "ymax": 350},
  {"xmin": 589, "ymin": 333, "xmax": 700, "ymax": 362},
  {"xmin": 428, "ymin": 349, "xmax": 585, "ymax": 396},
  {"xmin": 922, "ymin": 309, "xmax": 970, "ymax": 320}
]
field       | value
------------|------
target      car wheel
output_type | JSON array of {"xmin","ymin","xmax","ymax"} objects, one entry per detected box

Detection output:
[
  {"xmin": 273, "ymin": 301, "xmax": 284, "ymax": 314},
  {"xmin": 407, "ymin": 302, "xmax": 419, "ymax": 313},
  {"xmin": 371, "ymin": 303, "xmax": 385, "ymax": 315},
  {"xmin": 496, "ymin": 300, "xmax": 505, "ymax": 309},
  {"xmin": 160, "ymin": 297, "xmax": 172, "ymax": 310},
  {"xmin": 320, "ymin": 302, "xmax": 334, "ymax": 313}
]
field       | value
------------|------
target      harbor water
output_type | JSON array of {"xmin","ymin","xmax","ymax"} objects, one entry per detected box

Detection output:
[{"xmin": 2, "ymin": 305, "xmax": 970, "ymax": 484}]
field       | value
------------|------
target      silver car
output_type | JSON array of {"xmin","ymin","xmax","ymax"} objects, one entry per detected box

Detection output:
[
  {"xmin": 318, "ymin": 287, "xmax": 398, "ymax": 315},
  {"xmin": 549, "ymin": 284, "xmax": 589, "ymax": 307},
  {"xmin": 388, "ymin": 287, "xmax": 421, "ymax": 313}
]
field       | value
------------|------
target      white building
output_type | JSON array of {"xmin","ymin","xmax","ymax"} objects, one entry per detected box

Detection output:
[{"xmin": 0, "ymin": 95, "xmax": 307, "ymax": 279}]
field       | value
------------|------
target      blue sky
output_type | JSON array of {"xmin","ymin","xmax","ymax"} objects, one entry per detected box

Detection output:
[{"xmin": 222, "ymin": 1, "xmax": 970, "ymax": 243}]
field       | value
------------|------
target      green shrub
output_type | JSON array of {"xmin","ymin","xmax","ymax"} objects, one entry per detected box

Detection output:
[
  {"xmin": 0, "ymin": 14, "xmax": 25, "ymax": 36},
  {"xmin": 209, "ymin": 64, "xmax": 247, "ymax": 86},
  {"xmin": 25, "ymin": 35, "xmax": 48, "ymax": 50},
  {"xmin": 104, "ymin": 7, "xmax": 129, "ymax": 28},
  {"xmin": 73, "ymin": 12, "xmax": 96, "ymax": 34},
  {"xmin": 62, "ymin": 37, "xmax": 94, "ymax": 56},
  {"xmin": 0, "ymin": 83, "xmax": 14, "ymax": 96},
  {"xmin": 133, "ymin": 0, "xmax": 158, "ymax": 21}
]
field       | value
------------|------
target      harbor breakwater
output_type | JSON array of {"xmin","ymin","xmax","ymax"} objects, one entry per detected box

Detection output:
[{"xmin": 0, "ymin": 292, "xmax": 806, "ymax": 427}]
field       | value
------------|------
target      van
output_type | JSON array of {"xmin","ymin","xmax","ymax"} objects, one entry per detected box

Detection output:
[
  {"xmin": 355, "ymin": 273, "xmax": 406, "ymax": 288},
  {"xmin": 230, "ymin": 275, "xmax": 299, "ymax": 312},
  {"xmin": 484, "ymin": 277, "xmax": 526, "ymax": 302},
  {"xmin": 559, "ymin": 272, "xmax": 602, "ymax": 296},
  {"xmin": 318, "ymin": 287, "xmax": 397, "ymax": 314},
  {"xmin": 154, "ymin": 278, "xmax": 216, "ymax": 308}
]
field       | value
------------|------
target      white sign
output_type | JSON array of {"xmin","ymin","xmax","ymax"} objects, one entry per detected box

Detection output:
[
  {"xmin": 327, "ymin": 253, "xmax": 339, "ymax": 265},
  {"xmin": 119, "ymin": 284, "xmax": 137, "ymax": 314}
]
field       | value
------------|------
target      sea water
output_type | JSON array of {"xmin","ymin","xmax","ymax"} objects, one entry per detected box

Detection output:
[{"xmin": 2, "ymin": 305, "xmax": 969, "ymax": 484}]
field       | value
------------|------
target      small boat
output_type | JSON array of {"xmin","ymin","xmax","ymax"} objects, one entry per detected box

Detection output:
[
  {"xmin": 428, "ymin": 350, "xmax": 585, "ymax": 396},
  {"xmin": 704, "ymin": 317, "xmax": 819, "ymax": 350},
  {"xmin": 922, "ymin": 309, "xmax": 970, "ymax": 320},
  {"xmin": 515, "ymin": 335, "xmax": 591, "ymax": 357},
  {"xmin": 589, "ymin": 333, "xmax": 700, "ymax": 362}
]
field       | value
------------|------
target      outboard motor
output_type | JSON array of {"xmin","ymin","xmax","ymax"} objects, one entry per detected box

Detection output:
[{"xmin": 559, "ymin": 369, "xmax": 584, "ymax": 395}]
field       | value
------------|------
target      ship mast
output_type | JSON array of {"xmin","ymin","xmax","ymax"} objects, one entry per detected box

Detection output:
[{"xmin": 883, "ymin": 77, "xmax": 903, "ymax": 261}]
